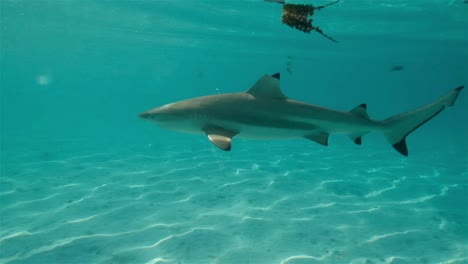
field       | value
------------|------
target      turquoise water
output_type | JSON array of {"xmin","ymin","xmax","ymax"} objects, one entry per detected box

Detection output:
[{"xmin": 1, "ymin": 1, "xmax": 467, "ymax": 263}]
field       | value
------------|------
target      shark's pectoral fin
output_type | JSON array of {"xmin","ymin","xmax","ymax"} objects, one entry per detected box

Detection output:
[
  {"xmin": 204, "ymin": 126, "xmax": 238, "ymax": 151},
  {"xmin": 207, "ymin": 135, "xmax": 232, "ymax": 151},
  {"xmin": 305, "ymin": 133, "xmax": 329, "ymax": 146}
]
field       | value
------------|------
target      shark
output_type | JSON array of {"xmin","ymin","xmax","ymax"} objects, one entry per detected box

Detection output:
[{"xmin": 139, "ymin": 73, "xmax": 464, "ymax": 156}]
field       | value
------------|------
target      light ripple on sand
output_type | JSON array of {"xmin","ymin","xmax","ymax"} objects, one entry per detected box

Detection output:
[
  {"xmin": 319, "ymin": 180, "xmax": 346, "ymax": 186},
  {"xmin": 240, "ymin": 216, "xmax": 267, "ymax": 223},
  {"xmin": 222, "ymin": 179, "xmax": 248, "ymax": 188},
  {"xmin": 4, "ymin": 205, "xmax": 172, "ymax": 245},
  {"xmin": 167, "ymin": 195, "xmax": 194, "ymax": 204},
  {"xmin": 6, "ymin": 193, "xmax": 60, "ymax": 208},
  {"xmin": 1, "ymin": 233, "xmax": 126, "ymax": 263},
  {"xmin": 128, "ymin": 184, "xmax": 147, "ymax": 188},
  {"xmin": 291, "ymin": 217, "xmax": 314, "ymax": 222},
  {"xmin": 91, "ymin": 184, "xmax": 109, "ymax": 191},
  {"xmin": 0, "ymin": 190, "xmax": 16, "ymax": 196},
  {"xmin": 399, "ymin": 185, "xmax": 454, "ymax": 204},
  {"xmin": 280, "ymin": 253, "xmax": 331, "ymax": 264},
  {"xmin": 133, "ymin": 227, "xmax": 214, "ymax": 250},
  {"xmin": 0, "ymin": 231, "xmax": 35, "ymax": 242},
  {"xmin": 65, "ymin": 208, "xmax": 121, "ymax": 224},
  {"xmin": 0, "ymin": 223, "xmax": 178, "ymax": 263},
  {"xmin": 119, "ymin": 170, "xmax": 150, "ymax": 175},
  {"xmin": 365, "ymin": 178, "xmax": 405, "ymax": 198},
  {"xmin": 300, "ymin": 202, "xmax": 336, "ymax": 210},
  {"xmin": 346, "ymin": 207, "xmax": 380, "ymax": 214},
  {"xmin": 145, "ymin": 257, "xmax": 173, "ymax": 264},
  {"xmin": 53, "ymin": 183, "xmax": 81, "ymax": 189},
  {"xmin": 438, "ymin": 257, "xmax": 468, "ymax": 264},
  {"xmin": 248, "ymin": 197, "xmax": 289, "ymax": 211},
  {"xmin": 365, "ymin": 229, "xmax": 421, "ymax": 243}
]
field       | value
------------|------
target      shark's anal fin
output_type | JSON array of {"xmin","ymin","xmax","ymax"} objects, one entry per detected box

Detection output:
[
  {"xmin": 204, "ymin": 126, "xmax": 238, "ymax": 151},
  {"xmin": 305, "ymin": 133, "xmax": 329, "ymax": 146},
  {"xmin": 348, "ymin": 103, "xmax": 369, "ymax": 145}
]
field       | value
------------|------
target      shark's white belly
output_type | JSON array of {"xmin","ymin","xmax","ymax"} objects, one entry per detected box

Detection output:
[
  {"xmin": 229, "ymin": 122, "xmax": 311, "ymax": 139},
  {"xmin": 211, "ymin": 114, "xmax": 377, "ymax": 139},
  {"xmin": 161, "ymin": 115, "xmax": 378, "ymax": 140},
  {"xmin": 159, "ymin": 119, "xmax": 311, "ymax": 139}
]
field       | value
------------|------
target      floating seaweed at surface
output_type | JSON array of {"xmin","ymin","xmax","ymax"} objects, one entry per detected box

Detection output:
[{"xmin": 266, "ymin": 0, "xmax": 339, "ymax": 42}]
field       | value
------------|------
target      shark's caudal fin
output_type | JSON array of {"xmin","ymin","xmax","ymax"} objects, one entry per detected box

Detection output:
[{"xmin": 382, "ymin": 86, "xmax": 464, "ymax": 156}]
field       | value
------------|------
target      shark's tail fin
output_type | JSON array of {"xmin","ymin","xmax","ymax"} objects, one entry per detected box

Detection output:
[{"xmin": 382, "ymin": 86, "xmax": 464, "ymax": 156}]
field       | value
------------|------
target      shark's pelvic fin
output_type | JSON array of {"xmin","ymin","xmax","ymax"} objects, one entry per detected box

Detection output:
[
  {"xmin": 383, "ymin": 86, "xmax": 464, "ymax": 156},
  {"xmin": 246, "ymin": 73, "xmax": 287, "ymax": 99},
  {"xmin": 305, "ymin": 133, "xmax": 329, "ymax": 146},
  {"xmin": 349, "ymin": 135, "xmax": 362, "ymax": 145},
  {"xmin": 204, "ymin": 126, "xmax": 238, "ymax": 151}
]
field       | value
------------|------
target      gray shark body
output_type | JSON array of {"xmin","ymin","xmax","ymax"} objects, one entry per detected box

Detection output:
[{"xmin": 139, "ymin": 73, "xmax": 464, "ymax": 156}]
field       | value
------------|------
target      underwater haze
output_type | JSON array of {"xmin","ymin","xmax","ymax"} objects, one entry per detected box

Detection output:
[{"xmin": 1, "ymin": 0, "xmax": 468, "ymax": 263}]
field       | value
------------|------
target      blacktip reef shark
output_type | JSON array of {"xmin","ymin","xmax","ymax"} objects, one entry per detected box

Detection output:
[{"xmin": 139, "ymin": 73, "xmax": 464, "ymax": 156}]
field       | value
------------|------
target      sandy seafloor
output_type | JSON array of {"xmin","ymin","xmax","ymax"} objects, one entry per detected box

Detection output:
[
  {"xmin": 1, "ymin": 0, "xmax": 468, "ymax": 263},
  {"xmin": 1, "ymin": 136, "xmax": 467, "ymax": 264}
]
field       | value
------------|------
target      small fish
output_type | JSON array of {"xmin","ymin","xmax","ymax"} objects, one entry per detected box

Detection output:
[{"xmin": 390, "ymin": 65, "xmax": 404, "ymax": 71}]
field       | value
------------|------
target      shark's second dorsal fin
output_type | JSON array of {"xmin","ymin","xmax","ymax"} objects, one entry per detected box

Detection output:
[
  {"xmin": 246, "ymin": 73, "xmax": 287, "ymax": 99},
  {"xmin": 350, "ymin": 104, "xmax": 369, "ymax": 119}
]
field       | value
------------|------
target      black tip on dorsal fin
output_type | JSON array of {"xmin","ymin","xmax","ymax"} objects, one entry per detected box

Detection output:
[
  {"xmin": 392, "ymin": 138, "xmax": 408, "ymax": 157},
  {"xmin": 350, "ymin": 103, "xmax": 369, "ymax": 120},
  {"xmin": 455, "ymin": 86, "xmax": 464, "ymax": 92},
  {"xmin": 271, "ymin": 73, "xmax": 280, "ymax": 80}
]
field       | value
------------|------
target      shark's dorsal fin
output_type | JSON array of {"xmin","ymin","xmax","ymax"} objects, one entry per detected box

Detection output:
[{"xmin": 246, "ymin": 73, "xmax": 287, "ymax": 99}]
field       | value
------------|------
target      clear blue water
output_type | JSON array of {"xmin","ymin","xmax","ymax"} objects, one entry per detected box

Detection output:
[{"xmin": 1, "ymin": 1, "xmax": 467, "ymax": 263}]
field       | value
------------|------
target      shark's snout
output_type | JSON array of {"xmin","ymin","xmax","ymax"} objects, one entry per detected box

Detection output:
[
  {"xmin": 139, "ymin": 108, "xmax": 165, "ymax": 121},
  {"xmin": 139, "ymin": 112, "xmax": 151, "ymax": 119}
]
